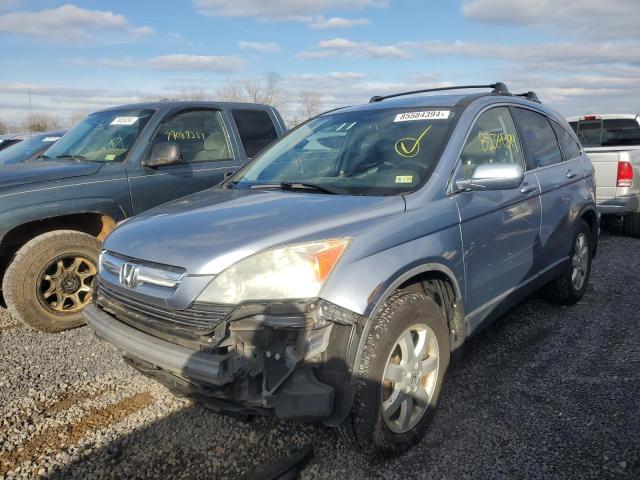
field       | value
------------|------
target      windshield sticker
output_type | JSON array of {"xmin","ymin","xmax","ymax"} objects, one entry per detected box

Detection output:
[
  {"xmin": 105, "ymin": 154, "xmax": 116, "ymax": 161},
  {"xmin": 395, "ymin": 175, "xmax": 414, "ymax": 183},
  {"xmin": 479, "ymin": 131, "xmax": 516, "ymax": 152},
  {"xmin": 42, "ymin": 137, "xmax": 61, "ymax": 142},
  {"xmin": 164, "ymin": 130, "xmax": 205, "ymax": 141},
  {"xmin": 110, "ymin": 116, "xmax": 139, "ymax": 126},
  {"xmin": 394, "ymin": 110, "xmax": 450, "ymax": 122},
  {"xmin": 394, "ymin": 124, "xmax": 432, "ymax": 158}
]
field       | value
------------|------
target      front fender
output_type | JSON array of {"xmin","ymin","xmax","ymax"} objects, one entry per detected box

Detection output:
[{"xmin": 0, "ymin": 197, "xmax": 128, "ymax": 244}]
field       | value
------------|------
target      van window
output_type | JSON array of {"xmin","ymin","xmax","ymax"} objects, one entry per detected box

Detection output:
[
  {"xmin": 512, "ymin": 108, "xmax": 563, "ymax": 169},
  {"xmin": 232, "ymin": 109, "xmax": 278, "ymax": 158},
  {"xmin": 551, "ymin": 122, "xmax": 582, "ymax": 160},
  {"xmin": 457, "ymin": 107, "xmax": 524, "ymax": 179},
  {"xmin": 151, "ymin": 110, "xmax": 231, "ymax": 163}
]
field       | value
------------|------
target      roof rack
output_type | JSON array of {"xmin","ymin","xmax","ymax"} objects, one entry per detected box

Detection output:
[
  {"xmin": 514, "ymin": 91, "xmax": 541, "ymax": 104},
  {"xmin": 369, "ymin": 82, "xmax": 510, "ymax": 103}
]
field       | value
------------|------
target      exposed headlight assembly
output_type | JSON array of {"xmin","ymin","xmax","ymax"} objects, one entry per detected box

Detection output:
[{"xmin": 196, "ymin": 238, "xmax": 351, "ymax": 304}]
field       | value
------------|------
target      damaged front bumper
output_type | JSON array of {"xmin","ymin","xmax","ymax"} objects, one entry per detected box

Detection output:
[{"xmin": 84, "ymin": 292, "xmax": 365, "ymax": 421}]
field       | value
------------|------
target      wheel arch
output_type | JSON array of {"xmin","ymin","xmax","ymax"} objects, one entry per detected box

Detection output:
[{"xmin": 578, "ymin": 205, "xmax": 599, "ymax": 257}]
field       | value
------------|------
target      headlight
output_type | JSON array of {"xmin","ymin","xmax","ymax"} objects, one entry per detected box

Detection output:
[{"xmin": 197, "ymin": 238, "xmax": 351, "ymax": 304}]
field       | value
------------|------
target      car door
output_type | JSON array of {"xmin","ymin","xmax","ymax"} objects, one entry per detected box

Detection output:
[
  {"xmin": 453, "ymin": 106, "xmax": 542, "ymax": 329},
  {"xmin": 512, "ymin": 107, "xmax": 584, "ymax": 273},
  {"xmin": 128, "ymin": 108, "xmax": 241, "ymax": 214}
]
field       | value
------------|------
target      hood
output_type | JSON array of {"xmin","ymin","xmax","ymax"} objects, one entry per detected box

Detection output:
[
  {"xmin": 105, "ymin": 187, "xmax": 405, "ymax": 275},
  {"xmin": 0, "ymin": 160, "xmax": 101, "ymax": 190}
]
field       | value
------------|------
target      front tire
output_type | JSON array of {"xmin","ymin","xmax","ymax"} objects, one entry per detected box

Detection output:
[
  {"xmin": 340, "ymin": 290, "xmax": 450, "ymax": 456},
  {"xmin": 2, "ymin": 230, "xmax": 100, "ymax": 332},
  {"xmin": 543, "ymin": 220, "xmax": 592, "ymax": 305}
]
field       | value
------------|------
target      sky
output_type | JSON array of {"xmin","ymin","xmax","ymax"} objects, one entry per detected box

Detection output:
[{"xmin": 1, "ymin": 0, "xmax": 639, "ymax": 125}]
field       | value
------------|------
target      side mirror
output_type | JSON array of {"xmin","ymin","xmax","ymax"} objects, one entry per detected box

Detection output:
[
  {"xmin": 456, "ymin": 163, "xmax": 524, "ymax": 191},
  {"xmin": 146, "ymin": 143, "xmax": 181, "ymax": 167}
]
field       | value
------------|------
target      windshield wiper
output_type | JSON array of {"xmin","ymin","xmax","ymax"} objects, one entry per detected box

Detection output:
[
  {"xmin": 55, "ymin": 154, "xmax": 88, "ymax": 162},
  {"xmin": 248, "ymin": 181, "xmax": 346, "ymax": 195}
]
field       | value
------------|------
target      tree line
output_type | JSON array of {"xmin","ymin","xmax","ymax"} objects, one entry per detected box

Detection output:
[{"xmin": 0, "ymin": 73, "xmax": 324, "ymax": 135}]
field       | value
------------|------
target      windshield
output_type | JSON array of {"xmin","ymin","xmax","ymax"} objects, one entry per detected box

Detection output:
[
  {"xmin": 44, "ymin": 108, "xmax": 154, "ymax": 162},
  {"xmin": 230, "ymin": 107, "xmax": 456, "ymax": 195},
  {"xmin": 0, "ymin": 133, "xmax": 62, "ymax": 165}
]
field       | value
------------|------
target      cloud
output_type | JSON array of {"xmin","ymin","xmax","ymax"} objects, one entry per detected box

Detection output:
[
  {"xmin": 461, "ymin": 0, "xmax": 640, "ymax": 40},
  {"xmin": 311, "ymin": 37, "xmax": 410, "ymax": 59},
  {"xmin": 148, "ymin": 55, "xmax": 247, "ymax": 72},
  {"xmin": 318, "ymin": 37, "xmax": 358, "ymax": 49},
  {"xmin": 309, "ymin": 16, "xmax": 369, "ymax": 29},
  {"xmin": 238, "ymin": 40, "xmax": 281, "ymax": 53},
  {"xmin": 194, "ymin": 0, "xmax": 387, "ymax": 19},
  {"xmin": 0, "ymin": 4, "xmax": 154, "ymax": 43},
  {"xmin": 421, "ymin": 40, "xmax": 640, "ymax": 67}
]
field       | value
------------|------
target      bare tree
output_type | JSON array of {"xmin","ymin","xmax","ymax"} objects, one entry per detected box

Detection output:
[
  {"xmin": 0, "ymin": 118, "xmax": 7, "ymax": 135},
  {"xmin": 68, "ymin": 110, "xmax": 91, "ymax": 128},
  {"xmin": 175, "ymin": 87, "xmax": 211, "ymax": 101},
  {"xmin": 216, "ymin": 72, "xmax": 286, "ymax": 109},
  {"xmin": 22, "ymin": 112, "xmax": 62, "ymax": 132},
  {"xmin": 298, "ymin": 90, "xmax": 322, "ymax": 120}
]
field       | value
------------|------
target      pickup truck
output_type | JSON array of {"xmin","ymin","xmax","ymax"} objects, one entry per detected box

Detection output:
[
  {"xmin": 568, "ymin": 114, "xmax": 640, "ymax": 236},
  {"xmin": 0, "ymin": 101, "xmax": 286, "ymax": 332}
]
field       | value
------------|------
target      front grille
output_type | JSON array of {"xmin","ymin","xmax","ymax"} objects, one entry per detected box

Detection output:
[{"xmin": 96, "ymin": 282, "xmax": 233, "ymax": 334}]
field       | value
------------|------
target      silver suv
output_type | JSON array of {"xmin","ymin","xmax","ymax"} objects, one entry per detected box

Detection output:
[{"xmin": 85, "ymin": 83, "xmax": 598, "ymax": 455}]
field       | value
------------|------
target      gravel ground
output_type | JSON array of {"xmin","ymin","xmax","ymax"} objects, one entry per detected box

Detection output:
[{"xmin": 1, "ymin": 232, "xmax": 639, "ymax": 479}]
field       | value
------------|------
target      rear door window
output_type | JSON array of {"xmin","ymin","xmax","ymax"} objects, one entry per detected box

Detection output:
[
  {"xmin": 512, "ymin": 108, "xmax": 563, "ymax": 169},
  {"xmin": 551, "ymin": 122, "xmax": 582, "ymax": 161},
  {"xmin": 231, "ymin": 109, "xmax": 278, "ymax": 158}
]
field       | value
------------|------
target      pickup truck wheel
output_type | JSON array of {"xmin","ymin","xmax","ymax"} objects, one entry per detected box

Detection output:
[
  {"xmin": 543, "ymin": 220, "xmax": 592, "ymax": 305},
  {"xmin": 2, "ymin": 230, "xmax": 100, "ymax": 333},
  {"xmin": 339, "ymin": 290, "xmax": 450, "ymax": 457},
  {"xmin": 622, "ymin": 212, "xmax": 640, "ymax": 237}
]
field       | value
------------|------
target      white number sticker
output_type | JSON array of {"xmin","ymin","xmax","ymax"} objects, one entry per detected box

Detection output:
[
  {"xmin": 394, "ymin": 110, "xmax": 450, "ymax": 122},
  {"xmin": 110, "ymin": 116, "xmax": 139, "ymax": 126},
  {"xmin": 42, "ymin": 136, "xmax": 61, "ymax": 142}
]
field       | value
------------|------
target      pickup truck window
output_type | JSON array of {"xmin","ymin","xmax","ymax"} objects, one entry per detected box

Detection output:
[
  {"xmin": 152, "ymin": 110, "xmax": 232, "ymax": 163},
  {"xmin": 512, "ymin": 108, "xmax": 563, "ymax": 169},
  {"xmin": 570, "ymin": 118, "xmax": 640, "ymax": 147},
  {"xmin": 231, "ymin": 109, "xmax": 278, "ymax": 158},
  {"xmin": 457, "ymin": 107, "xmax": 524, "ymax": 179},
  {"xmin": 45, "ymin": 109, "xmax": 154, "ymax": 162}
]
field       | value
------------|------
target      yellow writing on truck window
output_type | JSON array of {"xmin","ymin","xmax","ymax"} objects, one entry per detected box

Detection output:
[
  {"xmin": 478, "ymin": 131, "xmax": 516, "ymax": 152},
  {"xmin": 164, "ymin": 130, "xmax": 205, "ymax": 141},
  {"xmin": 394, "ymin": 124, "xmax": 432, "ymax": 158}
]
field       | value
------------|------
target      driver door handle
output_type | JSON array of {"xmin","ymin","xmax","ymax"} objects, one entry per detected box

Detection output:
[
  {"xmin": 520, "ymin": 184, "xmax": 537, "ymax": 195},
  {"xmin": 566, "ymin": 169, "xmax": 577, "ymax": 179}
]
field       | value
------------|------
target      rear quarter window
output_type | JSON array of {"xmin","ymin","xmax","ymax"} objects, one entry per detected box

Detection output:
[
  {"xmin": 231, "ymin": 109, "xmax": 278, "ymax": 158},
  {"xmin": 552, "ymin": 122, "xmax": 582, "ymax": 160}
]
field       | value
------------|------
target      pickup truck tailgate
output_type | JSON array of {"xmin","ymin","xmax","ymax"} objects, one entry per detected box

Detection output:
[{"xmin": 584, "ymin": 147, "xmax": 640, "ymax": 202}]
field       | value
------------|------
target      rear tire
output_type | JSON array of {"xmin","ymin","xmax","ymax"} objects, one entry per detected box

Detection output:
[
  {"xmin": 2, "ymin": 230, "xmax": 100, "ymax": 333},
  {"xmin": 543, "ymin": 220, "xmax": 592, "ymax": 305},
  {"xmin": 339, "ymin": 290, "xmax": 450, "ymax": 457},
  {"xmin": 622, "ymin": 212, "xmax": 640, "ymax": 237}
]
